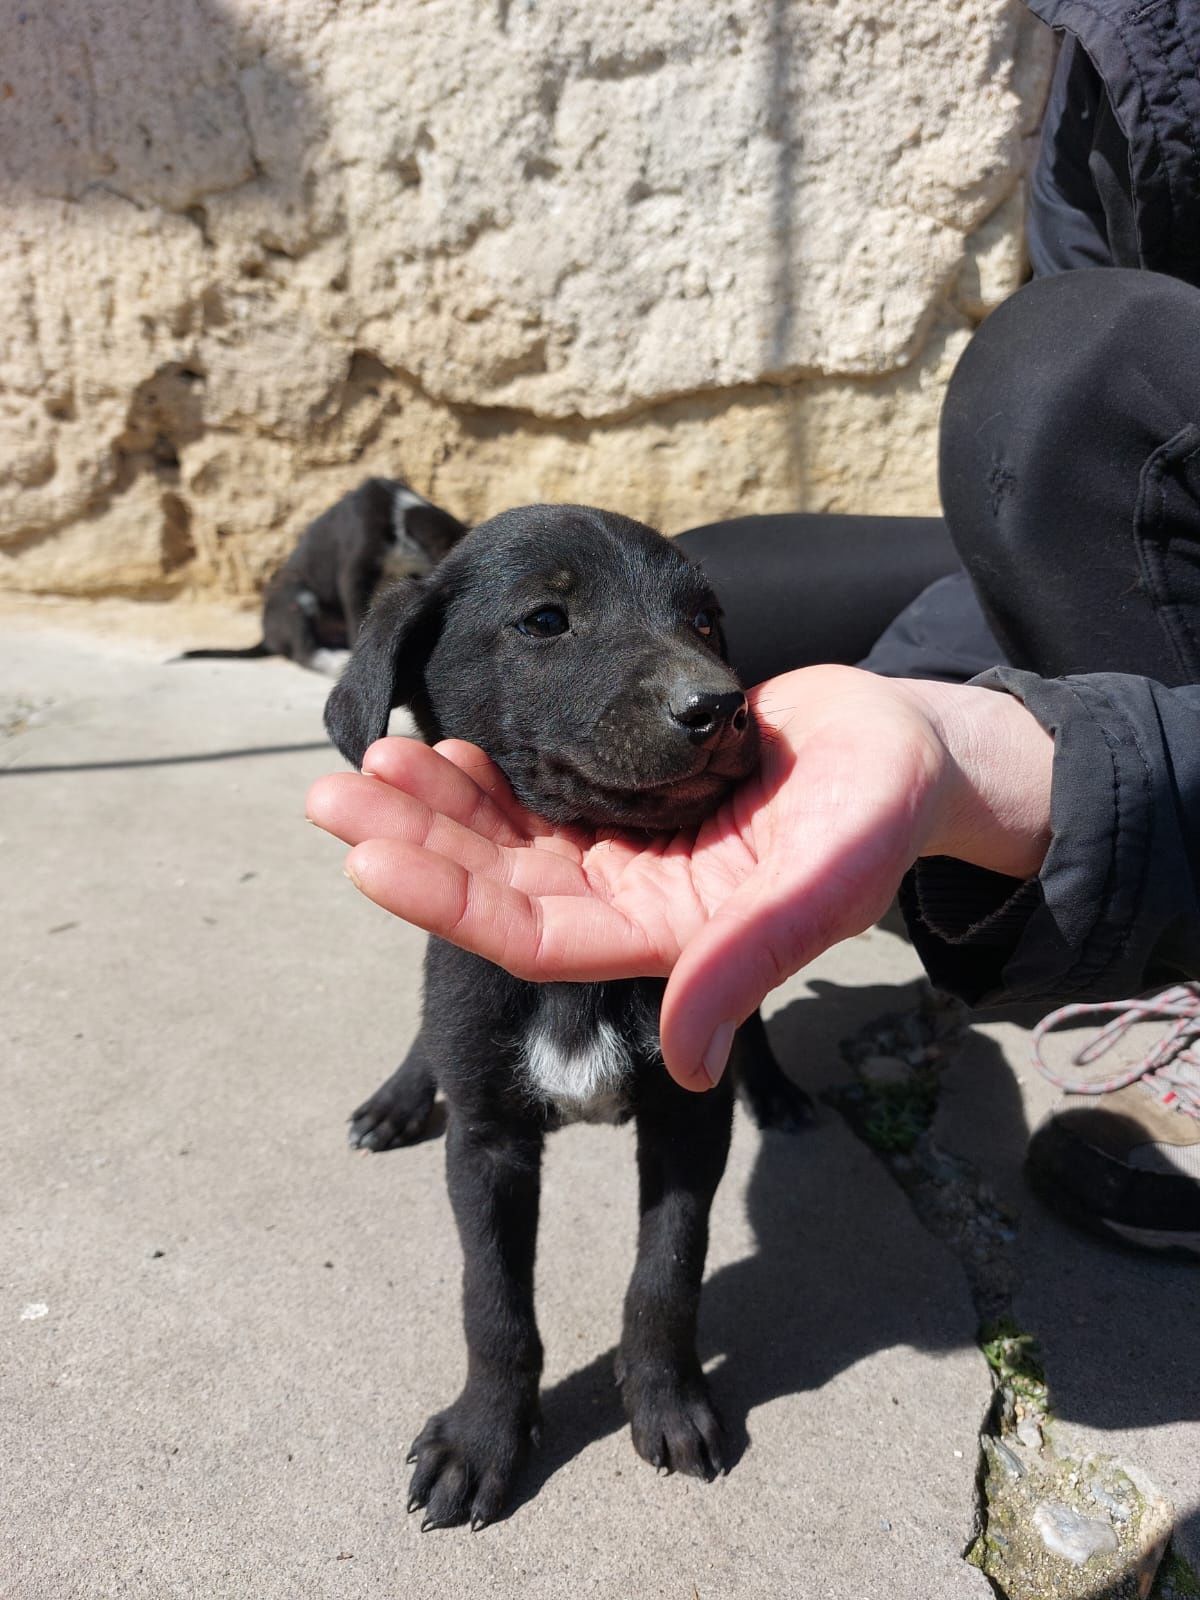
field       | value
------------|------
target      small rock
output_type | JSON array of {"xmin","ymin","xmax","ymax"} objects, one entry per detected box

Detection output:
[
  {"xmin": 1087, "ymin": 1475, "xmax": 1131, "ymax": 1523},
  {"xmin": 20, "ymin": 1303, "xmax": 48, "ymax": 1321},
  {"xmin": 987, "ymin": 1438, "xmax": 1026, "ymax": 1481},
  {"xmin": 1015, "ymin": 1415, "xmax": 1042, "ymax": 1452},
  {"xmin": 860, "ymin": 1053, "xmax": 912, "ymax": 1086},
  {"xmin": 1032, "ymin": 1501, "xmax": 1119, "ymax": 1566}
]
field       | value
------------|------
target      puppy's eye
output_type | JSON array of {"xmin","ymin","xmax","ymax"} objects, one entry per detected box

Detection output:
[
  {"xmin": 517, "ymin": 605, "xmax": 569, "ymax": 638},
  {"xmin": 692, "ymin": 608, "xmax": 717, "ymax": 638}
]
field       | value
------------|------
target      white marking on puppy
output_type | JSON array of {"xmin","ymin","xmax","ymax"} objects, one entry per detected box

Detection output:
[
  {"xmin": 522, "ymin": 1017, "xmax": 633, "ymax": 1122},
  {"xmin": 381, "ymin": 486, "xmax": 435, "ymax": 583},
  {"xmin": 309, "ymin": 648, "xmax": 351, "ymax": 678},
  {"xmin": 392, "ymin": 484, "xmax": 429, "ymax": 514}
]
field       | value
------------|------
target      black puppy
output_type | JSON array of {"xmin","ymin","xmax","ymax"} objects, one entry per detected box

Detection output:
[
  {"xmin": 324, "ymin": 505, "xmax": 810, "ymax": 1530},
  {"xmin": 181, "ymin": 477, "xmax": 466, "ymax": 670}
]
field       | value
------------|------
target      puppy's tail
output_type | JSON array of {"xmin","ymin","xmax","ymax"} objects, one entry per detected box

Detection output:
[{"xmin": 172, "ymin": 641, "xmax": 274, "ymax": 661}]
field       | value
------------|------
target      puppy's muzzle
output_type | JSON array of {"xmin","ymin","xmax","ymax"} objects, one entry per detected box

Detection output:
[{"xmin": 668, "ymin": 688, "xmax": 749, "ymax": 749}]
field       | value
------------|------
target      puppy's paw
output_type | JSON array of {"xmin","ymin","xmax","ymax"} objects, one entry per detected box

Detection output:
[
  {"xmin": 348, "ymin": 1074, "xmax": 436, "ymax": 1152},
  {"xmin": 406, "ymin": 1389, "xmax": 539, "ymax": 1531},
  {"xmin": 619, "ymin": 1365, "xmax": 726, "ymax": 1481},
  {"xmin": 741, "ymin": 1071, "xmax": 814, "ymax": 1135}
]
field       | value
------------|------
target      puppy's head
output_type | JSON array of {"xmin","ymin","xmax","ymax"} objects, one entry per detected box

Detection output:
[{"xmin": 324, "ymin": 505, "xmax": 759, "ymax": 830}]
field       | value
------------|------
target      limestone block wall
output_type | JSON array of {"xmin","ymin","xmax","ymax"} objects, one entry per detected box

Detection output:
[{"xmin": 0, "ymin": 0, "xmax": 1054, "ymax": 599}]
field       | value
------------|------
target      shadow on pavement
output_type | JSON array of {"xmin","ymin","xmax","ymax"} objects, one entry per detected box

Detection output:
[
  {"xmin": 0, "ymin": 741, "xmax": 332, "ymax": 775},
  {"xmin": 511, "ymin": 976, "xmax": 1200, "ymax": 1580}
]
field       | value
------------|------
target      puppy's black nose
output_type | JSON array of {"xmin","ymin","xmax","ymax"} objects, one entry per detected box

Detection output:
[{"xmin": 669, "ymin": 688, "xmax": 749, "ymax": 746}]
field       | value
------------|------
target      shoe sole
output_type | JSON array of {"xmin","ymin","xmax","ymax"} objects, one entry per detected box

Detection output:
[{"xmin": 1101, "ymin": 1218, "xmax": 1200, "ymax": 1259}]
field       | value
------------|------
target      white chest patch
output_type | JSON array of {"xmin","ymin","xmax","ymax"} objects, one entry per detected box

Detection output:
[{"xmin": 521, "ymin": 1016, "xmax": 634, "ymax": 1123}]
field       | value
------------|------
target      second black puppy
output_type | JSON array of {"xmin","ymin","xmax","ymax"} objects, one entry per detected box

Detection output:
[
  {"xmin": 182, "ymin": 476, "xmax": 466, "ymax": 669},
  {"xmin": 325, "ymin": 505, "xmax": 810, "ymax": 1530}
]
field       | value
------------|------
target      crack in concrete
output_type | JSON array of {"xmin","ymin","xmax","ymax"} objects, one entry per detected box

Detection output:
[{"xmin": 830, "ymin": 989, "xmax": 1188, "ymax": 1600}]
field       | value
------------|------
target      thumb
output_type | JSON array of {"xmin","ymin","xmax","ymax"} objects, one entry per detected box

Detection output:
[
  {"xmin": 658, "ymin": 838, "xmax": 903, "ymax": 1093},
  {"xmin": 658, "ymin": 876, "xmax": 819, "ymax": 1094}
]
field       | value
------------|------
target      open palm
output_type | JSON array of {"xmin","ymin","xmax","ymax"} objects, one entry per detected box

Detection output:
[{"xmin": 307, "ymin": 666, "xmax": 956, "ymax": 1089}]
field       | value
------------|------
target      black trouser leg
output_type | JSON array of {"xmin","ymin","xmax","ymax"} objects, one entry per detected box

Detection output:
[
  {"xmin": 676, "ymin": 513, "xmax": 959, "ymax": 685},
  {"xmin": 939, "ymin": 267, "xmax": 1200, "ymax": 685}
]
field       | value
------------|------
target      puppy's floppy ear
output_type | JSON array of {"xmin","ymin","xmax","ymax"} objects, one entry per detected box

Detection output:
[{"xmin": 323, "ymin": 576, "xmax": 444, "ymax": 767}]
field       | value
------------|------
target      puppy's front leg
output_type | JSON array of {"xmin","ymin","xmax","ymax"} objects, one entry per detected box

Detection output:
[
  {"xmin": 407, "ymin": 1113, "xmax": 544, "ymax": 1530},
  {"xmin": 617, "ymin": 1072, "xmax": 734, "ymax": 1480}
]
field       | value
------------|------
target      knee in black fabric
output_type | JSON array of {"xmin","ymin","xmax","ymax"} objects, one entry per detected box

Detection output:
[
  {"xmin": 942, "ymin": 270, "xmax": 1199, "ymax": 557},
  {"xmin": 938, "ymin": 269, "xmax": 1200, "ymax": 677}
]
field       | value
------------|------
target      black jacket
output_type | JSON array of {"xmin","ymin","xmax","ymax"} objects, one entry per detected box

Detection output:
[
  {"xmin": 1026, "ymin": 1, "xmax": 1200, "ymax": 285},
  {"xmin": 900, "ymin": 0, "xmax": 1200, "ymax": 1007}
]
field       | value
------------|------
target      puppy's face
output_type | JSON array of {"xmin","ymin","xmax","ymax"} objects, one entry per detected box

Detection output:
[{"xmin": 326, "ymin": 505, "xmax": 759, "ymax": 830}]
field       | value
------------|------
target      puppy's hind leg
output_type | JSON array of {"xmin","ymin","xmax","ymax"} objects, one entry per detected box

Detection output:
[
  {"xmin": 733, "ymin": 1008, "xmax": 814, "ymax": 1133},
  {"xmin": 348, "ymin": 1034, "xmax": 438, "ymax": 1151}
]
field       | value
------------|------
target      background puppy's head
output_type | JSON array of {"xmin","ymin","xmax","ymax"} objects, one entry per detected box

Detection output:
[{"xmin": 324, "ymin": 505, "xmax": 758, "ymax": 829}]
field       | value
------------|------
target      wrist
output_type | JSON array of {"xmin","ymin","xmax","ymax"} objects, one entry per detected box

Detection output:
[{"xmin": 899, "ymin": 679, "xmax": 1054, "ymax": 880}]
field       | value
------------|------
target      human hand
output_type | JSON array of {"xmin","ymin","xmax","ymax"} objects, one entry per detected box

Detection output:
[{"xmin": 306, "ymin": 666, "xmax": 1052, "ymax": 1092}]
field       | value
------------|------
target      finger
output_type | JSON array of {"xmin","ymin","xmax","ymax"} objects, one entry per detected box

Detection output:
[
  {"xmin": 431, "ymin": 740, "xmax": 555, "ymax": 834},
  {"xmin": 432, "ymin": 739, "xmax": 597, "ymax": 859},
  {"xmin": 307, "ymin": 772, "xmax": 589, "ymax": 897},
  {"xmin": 321, "ymin": 737, "xmax": 529, "ymax": 847},
  {"xmin": 345, "ymin": 838, "xmax": 670, "ymax": 981}
]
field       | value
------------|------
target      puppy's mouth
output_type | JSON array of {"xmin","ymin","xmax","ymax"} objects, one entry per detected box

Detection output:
[
  {"xmin": 508, "ymin": 732, "xmax": 759, "ymax": 831},
  {"xmin": 571, "ymin": 772, "xmax": 724, "ymax": 830}
]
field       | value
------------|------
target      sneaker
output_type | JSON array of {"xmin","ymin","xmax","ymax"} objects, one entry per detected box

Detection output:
[{"xmin": 1025, "ymin": 985, "xmax": 1200, "ymax": 1259}]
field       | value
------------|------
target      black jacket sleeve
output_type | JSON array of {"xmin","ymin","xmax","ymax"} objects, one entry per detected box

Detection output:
[
  {"xmin": 1027, "ymin": 38, "xmax": 1130, "ymax": 276},
  {"xmin": 1023, "ymin": 0, "xmax": 1200, "ymax": 287},
  {"xmin": 900, "ymin": 668, "xmax": 1200, "ymax": 1007}
]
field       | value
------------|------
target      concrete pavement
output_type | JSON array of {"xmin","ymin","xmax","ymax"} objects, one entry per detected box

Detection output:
[{"xmin": 2, "ymin": 607, "xmax": 1195, "ymax": 1598}]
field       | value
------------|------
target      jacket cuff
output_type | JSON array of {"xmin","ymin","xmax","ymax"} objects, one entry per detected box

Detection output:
[
  {"xmin": 900, "ymin": 667, "xmax": 1152, "ymax": 1007},
  {"xmin": 899, "ymin": 862, "xmax": 1041, "ymax": 1006}
]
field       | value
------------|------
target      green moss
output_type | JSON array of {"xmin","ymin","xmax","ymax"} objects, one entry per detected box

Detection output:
[
  {"xmin": 1153, "ymin": 1548, "xmax": 1200, "ymax": 1600},
  {"xmin": 827, "ymin": 1069, "xmax": 940, "ymax": 1154},
  {"xmin": 979, "ymin": 1318, "xmax": 1048, "ymax": 1406}
]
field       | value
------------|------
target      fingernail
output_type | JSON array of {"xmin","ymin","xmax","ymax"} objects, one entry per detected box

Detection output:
[
  {"xmin": 701, "ymin": 1020, "xmax": 737, "ymax": 1087},
  {"xmin": 343, "ymin": 863, "xmax": 363, "ymax": 889}
]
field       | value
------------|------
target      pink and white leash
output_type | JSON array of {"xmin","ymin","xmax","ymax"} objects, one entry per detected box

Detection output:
[{"xmin": 1030, "ymin": 983, "xmax": 1200, "ymax": 1120}]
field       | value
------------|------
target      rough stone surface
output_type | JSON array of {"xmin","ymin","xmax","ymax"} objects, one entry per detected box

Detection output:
[{"xmin": 0, "ymin": 0, "xmax": 1054, "ymax": 599}]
